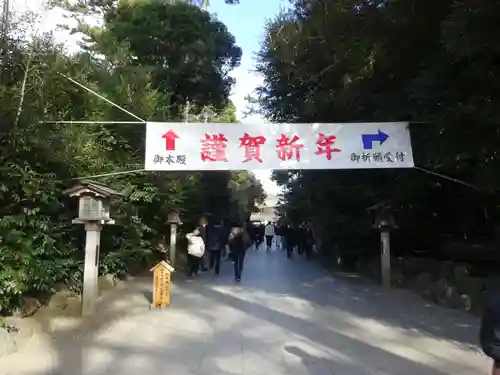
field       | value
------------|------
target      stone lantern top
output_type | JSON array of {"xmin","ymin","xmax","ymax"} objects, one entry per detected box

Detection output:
[
  {"xmin": 367, "ymin": 201, "xmax": 397, "ymax": 231},
  {"xmin": 64, "ymin": 179, "xmax": 123, "ymax": 199},
  {"xmin": 64, "ymin": 180, "xmax": 123, "ymax": 224}
]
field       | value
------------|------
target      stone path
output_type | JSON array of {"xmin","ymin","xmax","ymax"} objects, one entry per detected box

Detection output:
[{"xmin": 0, "ymin": 246, "xmax": 491, "ymax": 375}]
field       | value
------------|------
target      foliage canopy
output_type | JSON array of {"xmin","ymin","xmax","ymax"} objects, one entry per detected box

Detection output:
[
  {"xmin": 0, "ymin": 1, "xmax": 263, "ymax": 313},
  {"xmin": 255, "ymin": 0, "xmax": 500, "ymax": 265}
]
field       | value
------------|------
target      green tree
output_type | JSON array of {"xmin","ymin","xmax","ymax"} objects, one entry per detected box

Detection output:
[
  {"xmin": 256, "ymin": 0, "xmax": 500, "ymax": 266},
  {"xmin": 64, "ymin": 1, "xmax": 241, "ymax": 116},
  {"xmin": 0, "ymin": 3, "xmax": 263, "ymax": 314}
]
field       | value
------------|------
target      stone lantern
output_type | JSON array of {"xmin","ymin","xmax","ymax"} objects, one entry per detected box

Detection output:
[
  {"xmin": 64, "ymin": 180, "xmax": 122, "ymax": 315},
  {"xmin": 368, "ymin": 202, "xmax": 398, "ymax": 288}
]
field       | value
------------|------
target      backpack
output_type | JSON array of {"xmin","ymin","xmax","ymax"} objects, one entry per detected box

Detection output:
[
  {"xmin": 228, "ymin": 228, "xmax": 250, "ymax": 251},
  {"xmin": 229, "ymin": 231, "xmax": 244, "ymax": 249},
  {"xmin": 186, "ymin": 233, "xmax": 205, "ymax": 257},
  {"xmin": 206, "ymin": 226, "xmax": 221, "ymax": 251}
]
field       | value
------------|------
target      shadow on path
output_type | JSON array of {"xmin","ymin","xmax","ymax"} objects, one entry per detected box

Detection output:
[
  {"xmin": 236, "ymin": 250, "xmax": 482, "ymax": 348},
  {"xmin": 1, "ymin": 250, "xmax": 488, "ymax": 375}
]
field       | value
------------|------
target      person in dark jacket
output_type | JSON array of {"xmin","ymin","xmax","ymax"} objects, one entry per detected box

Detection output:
[
  {"xmin": 277, "ymin": 224, "xmax": 286, "ymax": 250},
  {"xmin": 227, "ymin": 220, "xmax": 251, "ymax": 282},
  {"xmin": 480, "ymin": 292, "xmax": 500, "ymax": 375},
  {"xmin": 284, "ymin": 224, "xmax": 296, "ymax": 259},
  {"xmin": 220, "ymin": 219, "xmax": 231, "ymax": 260},
  {"xmin": 256, "ymin": 223, "xmax": 265, "ymax": 249},
  {"xmin": 197, "ymin": 216, "xmax": 209, "ymax": 272},
  {"xmin": 206, "ymin": 221, "xmax": 224, "ymax": 276},
  {"xmin": 304, "ymin": 224, "xmax": 315, "ymax": 259},
  {"xmin": 248, "ymin": 224, "xmax": 258, "ymax": 250},
  {"xmin": 297, "ymin": 224, "xmax": 307, "ymax": 255}
]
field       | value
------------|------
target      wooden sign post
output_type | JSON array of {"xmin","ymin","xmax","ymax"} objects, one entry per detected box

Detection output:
[{"xmin": 150, "ymin": 261, "xmax": 175, "ymax": 309}]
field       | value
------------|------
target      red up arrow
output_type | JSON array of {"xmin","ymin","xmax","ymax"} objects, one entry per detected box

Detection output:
[{"xmin": 162, "ymin": 130, "xmax": 179, "ymax": 151}]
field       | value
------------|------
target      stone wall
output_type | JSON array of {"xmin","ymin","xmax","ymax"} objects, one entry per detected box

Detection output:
[{"xmin": 357, "ymin": 257, "xmax": 500, "ymax": 315}]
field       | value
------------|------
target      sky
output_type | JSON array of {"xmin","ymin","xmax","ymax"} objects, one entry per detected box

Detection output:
[
  {"xmin": 210, "ymin": 0, "xmax": 289, "ymax": 196},
  {"xmin": 11, "ymin": 0, "xmax": 285, "ymax": 196}
]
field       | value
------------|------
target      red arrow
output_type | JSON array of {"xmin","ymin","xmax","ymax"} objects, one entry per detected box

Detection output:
[{"xmin": 162, "ymin": 130, "xmax": 179, "ymax": 151}]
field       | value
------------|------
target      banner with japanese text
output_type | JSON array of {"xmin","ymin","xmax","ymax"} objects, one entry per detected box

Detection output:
[{"xmin": 144, "ymin": 122, "xmax": 414, "ymax": 171}]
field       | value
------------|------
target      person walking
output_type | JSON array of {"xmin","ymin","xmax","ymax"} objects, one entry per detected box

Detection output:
[
  {"xmin": 256, "ymin": 223, "xmax": 265, "ymax": 249},
  {"xmin": 284, "ymin": 224, "xmax": 296, "ymax": 259},
  {"xmin": 279, "ymin": 224, "xmax": 286, "ymax": 250},
  {"xmin": 275, "ymin": 224, "xmax": 283, "ymax": 250},
  {"xmin": 206, "ymin": 220, "xmax": 224, "ymax": 276},
  {"xmin": 227, "ymin": 220, "xmax": 251, "ymax": 282},
  {"xmin": 297, "ymin": 224, "xmax": 307, "ymax": 256},
  {"xmin": 197, "ymin": 216, "xmax": 209, "ymax": 272},
  {"xmin": 186, "ymin": 228, "xmax": 205, "ymax": 277},
  {"xmin": 248, "ymin": 223, "xmax": 258, "ymax": 250},
  {"xmin": 220, "ymin": 219, "xmax": 231, "ymax": 260},
  {"xmin": 264, "ymin": 221, "xmax": 275, "ymax": 251},
  {"xmin": 304, "ymin": 224, "xmax": 315, "ymax": 259},
  {"xmin": 480, "ymin": 291, "xmax": 500, "ymax": 375}
]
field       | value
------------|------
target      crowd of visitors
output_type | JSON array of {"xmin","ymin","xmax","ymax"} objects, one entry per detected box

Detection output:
[
  {"xmin": 184, "ymin": 216, "xmax": 316, "ymax": 282},
  {"xmin": 186, "ymin": 216, "xmax": 251, "ymax": 282}
]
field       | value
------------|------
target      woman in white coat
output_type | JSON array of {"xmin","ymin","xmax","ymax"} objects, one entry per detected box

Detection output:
[{"xmin": 186, "ymin": 228, "xmax": 205, "ymax": 277}]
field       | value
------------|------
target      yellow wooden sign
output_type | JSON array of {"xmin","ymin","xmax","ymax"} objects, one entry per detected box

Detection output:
[{"xmin": 150, "ymin": 261, "xmax": 175, "ymax": 309}]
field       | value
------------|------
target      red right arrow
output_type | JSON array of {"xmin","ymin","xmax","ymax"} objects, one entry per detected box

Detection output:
[{"xmin": 162, "ymin": 130, "xmax": 179, "ymax": 151}]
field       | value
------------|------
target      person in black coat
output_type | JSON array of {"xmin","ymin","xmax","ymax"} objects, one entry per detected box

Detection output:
[
  {"xmin": 284, "ymin": 224, "xmax": 296, "ymax": 258},
  {"xmin": 297, "ymin": 224, "xmax": 308, "ymax": 255},
  {"xmin": 206, "ymin": 221, "xmax": 225, "ymax": 276},
  {"xmin": 480, "ymin": 292, "xmax": 500, "ymax": 375},
  {"xmin": 248, "ymin": 224, "xmax": 258, "ymax": 249},
  {"xmin": 219, "ymin": 219, "xmax": 231, "ymax": 260},
  {"xmin": 227, "ymin": 220, "xmax": 252, "ymax": 282},
  {"xmin": 257, "ymin": 223, "xmax": 265, "ymax": 247},
  {"xmin": 304, "ymin": 224, "xmax": 315, "ymax": 259},
  {"xmin": 197, "ymin": 216, "xmax": 209, "ymax": 272}
]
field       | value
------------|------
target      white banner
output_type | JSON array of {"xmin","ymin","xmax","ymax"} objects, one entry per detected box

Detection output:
[{"xmin": 144, "ymin": 122, "xmax": 414, "ymax": 171}]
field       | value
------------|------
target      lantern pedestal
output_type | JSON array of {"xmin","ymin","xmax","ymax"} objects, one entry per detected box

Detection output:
[
  {"xmin": 166, "ymin": 211, "xmax": 182, "ymax": 267},
  {"xmin": 169, "ymin": 224, "xmax": 178, "ymax": 266},
  {"xmin": 380, "ymin": 230, "xmax": 391, "ymax": 288},
  {"xmin": 368, "ymin": 202, "xmax": 397, "ymax": 289},
  {"xmin": 82, "ymin": 222, "xmax": 101, "ymax": 316}
]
